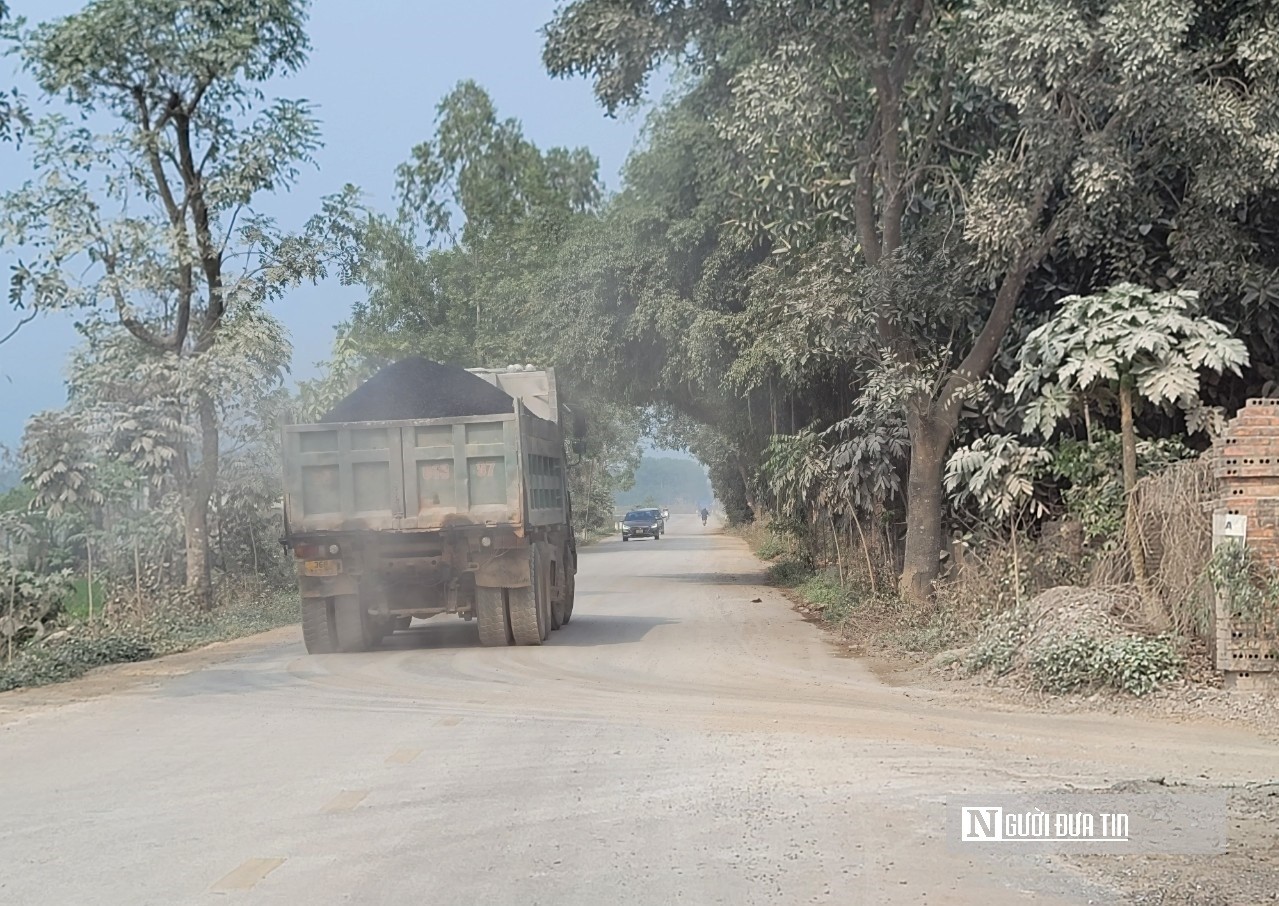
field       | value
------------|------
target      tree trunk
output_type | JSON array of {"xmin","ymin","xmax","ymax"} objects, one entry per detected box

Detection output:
[
  {"xmin": 893, "ymin": 224, "xmax": 1059, "ymax": 606},
  {"xmin": 828, "ymin": 511, "xmax": 845, "ymax": 584},
  {"xmin": 737, "ymin": 461, "xmax": 758, "ymax": 518},
  {"xmin": 184, "ymin": 392, "xmax": 219, "ymax": 610},
  {"xmin": 851, "ymin": 508, "xmax": 877, "ymax": 595},
  {"xmin": 900, "ymin": 409, "xmax": 950, "ymax": 606},
  {"xmin": 183, "ymin": 495, "xmax": 212, "ymax": 610},
  {"xmin": 87, "ymin": 538, "xmax": 94, "ymax": 623},
  {"xmin": 249, "ymin": 518, "xmax": 260, "ymax": 579},
  {"xmin": 1119, "ymin": 374, "xmax": 1154, "ymax": 611},
  {"xmin": 134, "ymin": 536, "xmax": 143, "ymax": 616}
]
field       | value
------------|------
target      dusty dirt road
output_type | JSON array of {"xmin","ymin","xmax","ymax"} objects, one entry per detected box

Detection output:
[{"xmin": 1, "ymin": 516, "xmax": 1276, "ymax": 905}]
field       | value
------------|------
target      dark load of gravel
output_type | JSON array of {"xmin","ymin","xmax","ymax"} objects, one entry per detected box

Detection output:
[{"xmin": 320, "ymin": 357, "xmax": 516, "ymax": 423}]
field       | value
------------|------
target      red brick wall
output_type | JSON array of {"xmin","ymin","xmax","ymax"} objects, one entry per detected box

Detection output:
[{"xmin": 1213, "ymin": 400, "xmax": 1279, "ymax": 680}]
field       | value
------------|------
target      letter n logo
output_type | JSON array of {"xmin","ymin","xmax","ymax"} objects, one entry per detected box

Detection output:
[{"xmin": 961, "ymin": 807, "xmax": 1003, "ymax": 842}]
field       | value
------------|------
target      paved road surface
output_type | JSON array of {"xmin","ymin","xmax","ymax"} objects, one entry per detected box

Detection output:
[{"xmin": 1, "ymin": 516, "xmax": 1276, "ymax": 904}]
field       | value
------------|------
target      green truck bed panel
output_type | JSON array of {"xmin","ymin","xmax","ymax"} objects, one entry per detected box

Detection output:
[{"xmin": 283, "ymin": 407, "xmax": 567, "ymax": 534}]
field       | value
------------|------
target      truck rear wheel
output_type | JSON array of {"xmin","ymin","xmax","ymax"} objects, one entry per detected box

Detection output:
[
  {"xmin": 561, "ymin": 568, "xmax": 575, "ymax": 625},
  {"xmin": 508, "ymin": 585, "xmax": 544, "ymax": 645},
  {"xmin": 549, "ymin": 558, "xmax": 562, "ymax": 632},
  {"xmin": 538, "ymin": 552, "xmax": 552, "ymax": 640},
  {"xmin": 509, "ymin": 545, "xmax": 549, "ymax": 644},
  {"xmin": 333, "ymin": 594, "xmax": 372, "ymax": 652},
  {"xmin": 509, "ymin": 547, "xmax": 548, "ymax": 645},
  {"xmin": 476, "ymin": 586, "xmax": 512, "ymax": 647},
  {"xmin": 302, "ymin": 598, "xmax": 338, "ymax": 654}
]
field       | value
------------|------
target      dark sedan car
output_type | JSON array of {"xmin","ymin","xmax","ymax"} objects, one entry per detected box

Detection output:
[{"xmin": 621, "ymin": 510, "xmax": 662, "ymax": 542}]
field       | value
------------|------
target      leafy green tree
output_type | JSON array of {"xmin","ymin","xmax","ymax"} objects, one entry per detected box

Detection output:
[
  {"xmin": 0, "ymin": 1, "xmax": 25, "ymax": 148},
  {"xmin": 355, "ymin": 80, "xmax": 602, "ymax": 365},
  {"xmin": 397, "ymin": 79, "xmax": 600, "ymax": 245},
  {"xmin": 20, "ymin": 412, "xmax": 103, "ymax": 521},
  {"xmin": 546, "ymin": 0, "xmax": 1279, "ymax": 603},
  {"xmin": 1009, "ymin": 283, "xmax": 1247, "ymax": 604},
  {"xmin": 945, "ymin": 433, "xmax": 1051, "ymax": 601},
  {"xmin": 945, "ymin": 435, "xmax": 1050, "ymax": 527},
  {"xmin": 524, "ymin": 92, "xmax": 781, "ymax": 521},
  {"xmin": 0, "ymin": 0, "xmax": 357, "ymax": 607},
  {"xmin": 1048, "ymin": 430, "xmax": 1192, "ymax": 545},
  {"xmin": 318, "ymin": 82, "xmax": 643, "ymax": 534}
]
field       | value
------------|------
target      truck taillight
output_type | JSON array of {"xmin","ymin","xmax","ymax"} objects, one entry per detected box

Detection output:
[{"xmin": 294, "ymin": 542, "xmax": 339, "ymax": 560}]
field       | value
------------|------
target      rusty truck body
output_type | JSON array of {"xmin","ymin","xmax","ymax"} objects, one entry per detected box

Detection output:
[{"xmin": 281, "ymin": 367, "xmax": 577, "ymax": 653}]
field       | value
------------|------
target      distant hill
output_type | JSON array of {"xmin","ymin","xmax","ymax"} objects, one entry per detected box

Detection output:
[
  {"xmin": 0, "ymin": 466, "xmax": 19, "ymax": 494},
  {"xmin": 615, "ymin": 456, "xmax": 714, "ymax": 513}
]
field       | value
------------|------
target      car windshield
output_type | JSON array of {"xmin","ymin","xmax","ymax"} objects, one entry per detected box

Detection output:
[{"xmin": 624, "ymin": 512, "xmax": 651, "ymax": 521}]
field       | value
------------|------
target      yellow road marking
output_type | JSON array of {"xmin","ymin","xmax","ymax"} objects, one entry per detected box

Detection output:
[
  {"xmin": 210, "ymin": 857, "xmax": 285, "ymax": 892},
  {"xmin": 436, "ymin": 716, "xmax": 462, "ymax": 727},
  {"xmin": 386, "ymin": 748, "xmax": 422, "ymax": 764},
  {"xmin": 322, "ymin": 789, "xmax": 369, "ymax": 813}
]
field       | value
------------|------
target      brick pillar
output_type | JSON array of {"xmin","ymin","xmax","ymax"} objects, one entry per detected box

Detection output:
[{"xmin": 1213, "ymin": 399, "xmax": 1279, "ymax": 690}]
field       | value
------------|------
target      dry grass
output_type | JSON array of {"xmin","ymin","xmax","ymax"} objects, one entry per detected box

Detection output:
[
  {"xmin": 1092, "ymin": 457, "xmax": 1215, "ymax": 639},
  {"xmin": 744, "ymin": 458, "xmax": 1219, "ymax": 665},
  {"xmin": 939, "ymin": 457, "xmax": 1216, "ymax": 645}
]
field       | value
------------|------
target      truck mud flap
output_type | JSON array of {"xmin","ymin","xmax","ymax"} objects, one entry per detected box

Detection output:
[{"xmin": 475, "ymin": 547, "xmax": 531, "ymax": 588}]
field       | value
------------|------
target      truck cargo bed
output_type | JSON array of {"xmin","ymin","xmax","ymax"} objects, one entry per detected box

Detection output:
[{"xmin": 282, "ymin": 406, "xmax": 566, "ymax": 535}]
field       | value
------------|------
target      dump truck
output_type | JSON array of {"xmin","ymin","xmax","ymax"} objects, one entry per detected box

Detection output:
[{"xmin": 281, "ymin": 362, "xmax": 579, "ymax": 653}]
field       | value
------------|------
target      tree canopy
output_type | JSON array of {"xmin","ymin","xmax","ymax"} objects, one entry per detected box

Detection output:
[{"xmin": 5, "ymin": 0, "xmax": 1279, "ymax": 641}]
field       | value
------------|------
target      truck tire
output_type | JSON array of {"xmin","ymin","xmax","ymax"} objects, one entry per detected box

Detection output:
[
  {"xmin": 302, "ymin": 598, "xmax": 338, "ymax": 654},
  {"xmin": 560, "ymin": 568, "xmax": 575, "ymax": 625},
  {"xmin": 538, "ymin": 552, "xmax": 552, "ymax": 641},
  {"xmin": 508, "ymin": 585, "xmax": 543, "ymax": 645},
  {"xmin": 476, "ymin": 586, "xmax": 512, "ymax": 647},
  {"xmin": 509, "ymin": 545, "xmax": 549, "ymax": 644},
  {"xmin": 333, "ymin": 594, "xmax": 371, "ymax": 652},
  {"xmin": 509, "ymin": 548, "xmax": 546, "ymax": 645},
  {"xmin": 549, "ymin": 559, "xmax": 562, "ymax": 632}
]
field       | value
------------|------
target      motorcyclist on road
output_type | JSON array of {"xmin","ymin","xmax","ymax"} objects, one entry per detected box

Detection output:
[{"xmin": 700, "ymin": 507, "xmax": 709, "ymax": 526}]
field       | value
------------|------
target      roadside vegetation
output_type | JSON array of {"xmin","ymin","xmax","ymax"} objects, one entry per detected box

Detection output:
[{"xmin": 3, "ymin": 0, "xmax": 1279, "ymax": 695}]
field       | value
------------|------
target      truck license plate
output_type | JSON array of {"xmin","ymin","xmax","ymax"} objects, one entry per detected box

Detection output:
[{"xmin": 303, "ymin": 560, "xmax": 342, "ymax": 577}]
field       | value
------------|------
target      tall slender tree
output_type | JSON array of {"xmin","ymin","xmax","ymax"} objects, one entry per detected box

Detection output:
[{"xmin": 0, "ymin": 0, "xmax": 357, "ymax": 607}]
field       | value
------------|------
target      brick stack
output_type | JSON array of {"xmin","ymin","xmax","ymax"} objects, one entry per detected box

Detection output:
[{"xmin": 1213, "ymin": 399, "xmax": 1279, "ymax": 690}]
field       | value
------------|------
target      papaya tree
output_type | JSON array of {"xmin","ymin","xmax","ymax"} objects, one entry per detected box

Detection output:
[{"xmin": 1008, "ymin": 283, "xmax": 1248, "ymax": 612}]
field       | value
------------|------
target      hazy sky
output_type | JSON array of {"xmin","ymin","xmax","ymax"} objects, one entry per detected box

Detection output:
[{"xmin": 0, "ymin": 0, "xmax": 651, "ymax": 450}]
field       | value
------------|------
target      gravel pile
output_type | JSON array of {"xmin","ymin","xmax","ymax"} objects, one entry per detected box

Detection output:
[
  {"xmin": 321, "ymin": 358, "xmax": 515, "ymax": 423},
  {"xmin": 1020, "ymin": 586, "xmax": 1145, "ymax": 650}
]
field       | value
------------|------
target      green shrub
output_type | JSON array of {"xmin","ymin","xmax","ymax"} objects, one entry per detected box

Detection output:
[
  {"xmin": 891, "ymin": 609, "xmax": 965, "ymax": 654},
  {"xmin": 1207, "ymin": 540, "xmax": 1279, "ymax": 624},
  {"xmin": 1051, "ymin": 431, "xmax": 1192, "ymax": 543},
  {"xmin": 64, "ymin": 578, "xmax": 109, "ymax": 620},
  {"xmin": 797, "ymin": 570, "xmax": 858, "ymax": 622},
  {"xmin": 0, "ymin": 588, "xmax": 298, "ymax": 692},
  {"xmin": 0, "ymin": 633, "xmax": 154, "ymax": 691},
  {"xmin": 766, "ymin": 557, "xmax": 813, "ymax": 588},
  {"xmin": 1028, "ymin": 633, "xmax": 1182, "ymax": 696},
  {"xmin": 964, "ymin": 608, "xmax": 1029, "ymax": 676},
  {"xmin": 757, "ymin": 532, "xmax": 789, "ymax": 561},
  {"xmin": 0, "ymin": 558, "xmax": 74, "ymax": 649}
]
